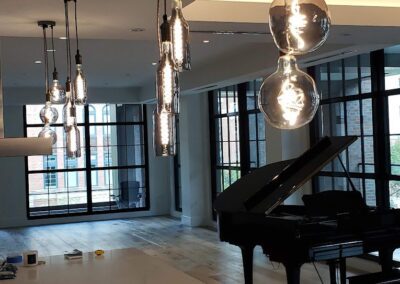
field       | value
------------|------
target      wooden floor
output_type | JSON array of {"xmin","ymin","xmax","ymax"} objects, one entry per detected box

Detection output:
[{"xmin": 0, "ymin": 216, "xmax": 380, "ymax": 283}]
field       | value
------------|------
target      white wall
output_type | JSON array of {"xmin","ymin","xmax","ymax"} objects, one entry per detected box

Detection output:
[{"xmin": 0, "ymin": 88, "xmax": 171, "ymax": 228}]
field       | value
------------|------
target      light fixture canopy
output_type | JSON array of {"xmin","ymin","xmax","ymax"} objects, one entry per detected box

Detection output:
[
  {"xmin": 269, "ymin": 0, "xmax": 331, "ymax": 55},
  {"xmin": 258, "ymin": 55, "xmax": 319, "ymax": 129},
  {"xmin": 170, "ymin": 0, "xmax": 191, "ymax": 72}
]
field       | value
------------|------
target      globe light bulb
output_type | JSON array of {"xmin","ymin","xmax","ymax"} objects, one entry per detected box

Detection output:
[
  {"xmin": 259, "ymin": 55, "xmax": 319, "ymax": 129},
  {"xmin": 170, "ymin": 0, "xmax": 191, "ymax": 72},
  {"xmin": 156, "ymin": 41, "xmax": 180, "ymax": 114},
  {"xmin": 38, "ymin": 124, "xmax": 57, "ymax": 145},
  {"xmin": 66, "ymin": 124, "xmax": 81, "ymax": 158},
  {"xmin": 73, "ymin": 64, "xmax": 87, "ymax": 105},
  {"xmin": 153, "ymin": 108, "xmax": 176, "ymax": 157},
  {"xmin": 269, "ymin": 0, "xmax": 331, "ymax": 55},
  {"xmin": 40, "ymin": 101, "xmax": 59, "ymax": 124},
  {"xmin": 50, "ymin": 79, "xmax": 66, "ymax": 104}
]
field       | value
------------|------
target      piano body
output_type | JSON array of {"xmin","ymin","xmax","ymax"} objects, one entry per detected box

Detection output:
[{"xmin": 214, "ymin": 136, "xmax": 400, "ymax": 284}]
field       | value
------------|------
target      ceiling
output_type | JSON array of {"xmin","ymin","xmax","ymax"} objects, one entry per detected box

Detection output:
[{"xmin": 1, "ymin": 0, "xmax": 400, "ymax": 102}]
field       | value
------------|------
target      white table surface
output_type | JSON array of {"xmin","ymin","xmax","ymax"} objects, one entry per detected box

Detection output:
[{"xmin": 3, "ymin": 248, "xmax": 203, "ymax": 284}]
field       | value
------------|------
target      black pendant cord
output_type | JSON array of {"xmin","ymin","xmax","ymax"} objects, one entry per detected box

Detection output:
[
  {"xmin": 64, "ymin": 0, "xmax": 73, "ymax": 82},
  {"xmin": 164, "ymin": 0, "xmax": 167, "ymax": 16},
  {"xmin": 50, "ymin": 25, "xmax": 58, "ymax": 78},
  {"xmin": 74, "ymin": 0, "xmax": 82, "ymax": 65},
  {"xmin": 42, "ymin": 26, "xmax": 50, "ymax": 101},
  {"xmin": 157, "ymin": 0, "xmax": 161, "ymax": 58}
]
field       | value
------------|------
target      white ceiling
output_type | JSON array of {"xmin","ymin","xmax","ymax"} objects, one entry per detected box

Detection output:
[{"xmin": 1, "ymin": 0, "xmax": 400, "ymax": 101}]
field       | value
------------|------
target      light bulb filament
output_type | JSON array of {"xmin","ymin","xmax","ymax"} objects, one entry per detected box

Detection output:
[
  {"xmin": 288, "ymin": 0, "xmax": 307, "ymax": 51},
  {"xmin": 160, "ymin": 111, "xmax": 170, "ymax": 145},
  {"xmin": 277, "ymin": 78, "xmax": 305, "ymax": 126}
]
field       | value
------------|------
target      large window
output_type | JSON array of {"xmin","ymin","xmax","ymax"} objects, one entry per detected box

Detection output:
[
  {"xmin": 24, "ymin": 104, "xmax": 149, "ymax": 218},
  {"xmin": 310, "ymin": 54, "xmax": 376, "ymax": 206},
  {"xmin": 209, "ymin": 81, "xmax": 267, "ymax": 209}
]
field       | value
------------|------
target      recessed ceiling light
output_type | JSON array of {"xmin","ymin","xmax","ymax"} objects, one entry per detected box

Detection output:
[
  {"xmin": 130, "ymin": 28, "xmax": 145, "ymax": 32},
  {"xmin": 47, "ymin": 49, "xmax": 56, "ymax": 52},
  {"xmin": 59, "ymin": 36, "xmax": 67, "ymax": 40},
  {"xmin": 152, "ymin": 62, "xmax": 157, "ymax": 66},
  {"xmin": 34, "ymin": 60, "xmax": 42, "ymax": 64},
  {"xmin": 203, "ymin": 40, "xmax": 210, "ymax": 43}
]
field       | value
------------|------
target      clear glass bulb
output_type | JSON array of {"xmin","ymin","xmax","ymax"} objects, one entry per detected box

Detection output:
[
  {"xmin": 38, "ymin": 124, "xmax": 57, "ymax": 145},
  {"xmin": 269, "ymin": 0, "xmax": 331, "ymax": 55},
  {"xmin": 63, "ymin": 98, "xmax": 77, "ymax": 131},
  {"xmin": 259, "ymin": 55, "xmax": 319, "ymax": 129},
  {"xmin": 40, "ymin": 101, "xmax": 59, "ymax": 124},
  {"xmin": 66, "ymin": 125, "xmax": 81, "ymax": 158},
  {"xmin": 50, "ymin": 79, "xmax": 66, "ymax": 104},
  {"xmin": 156, "ymin": 42, "xmax": 180, "ymax": 114},
  {"xmin": 170, "ymin": 0, "xmax": 191, "ymax": 72},
  {"xmin": 73, "ymin": 64, "xmax": 87, "ymax": 105},
  {"xmin": 153, "ymin": 108, "xmax": 176, "ymax": 157}
]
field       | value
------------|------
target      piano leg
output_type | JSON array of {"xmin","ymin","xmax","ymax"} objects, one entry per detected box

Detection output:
[
  {"xmin": 379, "ymin": 248, "xmax": 394, "ymax": 275},
  {"xmin": 240, "ymin": 245, "xmax": 255, "ymax": 284},
  {"xmin": 328, "ymin": 261, "xmax": 337, "ymax": 284},
  {"xmin": 283, "ymin": 262, "xmax": 302, "ymax": 284},
  {"xmin": 339, "ymin": 258, "xmax": 346, "ymax": 284},
  {"xmin": 328, "ymin": 258, "xmax": 346, "ymax": 284}
]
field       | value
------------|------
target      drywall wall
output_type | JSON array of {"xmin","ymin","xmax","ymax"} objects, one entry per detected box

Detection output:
[{"xmin": 0, "ymin": 88, "xmax": 172, "ymax": 228}]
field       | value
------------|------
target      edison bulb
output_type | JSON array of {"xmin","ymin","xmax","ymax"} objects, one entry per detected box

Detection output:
[
  {"xmin": 170, "ymin": 0, "xmax": 191, "ymax": 71},
  {"xmin": 269, "ymin": 0, "xmax": 331, "ymax": 55},
  {"xmin": 73, "ymin": 64, "xmax": 87, "ymax": 105},
  {"xmin": 63, "ymin": 99, "xmax": 77, "ymax": 131},
  {"xmin": 259, "ymin": 55, "xmax": 319, "ymax": 129},
  {"xmin": 156, "ymin": 41, "xmax": 180, "ymax": 114},
  {"xmin": 66, "ymin": 125, "xmax": 81, "ymax": 158},
  {"xmin": 38, "ymin": 125, "xmax": 57, "ymax": 145},
  {"xmin": 50, "ymin": 79, "xmax": 66, "ymax": 104},
  {"xmin": 153, "ymin": 108, "xmax": 176, "ymax": 157},
  {"xmin": 40, "ymin": 102, "xmax": 59, "ymax": 124}
]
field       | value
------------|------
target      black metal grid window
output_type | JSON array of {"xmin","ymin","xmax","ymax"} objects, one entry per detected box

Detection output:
[
  {"xmin": 24, "ymin": 104, "xmax": 150, "ymax": 219},
  {"xmin": 209, "ymin": 81, "xmax": 267, "ymax": 214}
]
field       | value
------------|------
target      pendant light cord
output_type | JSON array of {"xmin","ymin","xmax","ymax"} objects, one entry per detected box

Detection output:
[
  {"xmin": 50, "ymin": 25, "xmax": 57, "ymax": 74},
  {"xmin": 64, "ymin": 0, "xmax": 72, "ymax": 80},
  {"xmin": 74, "ymin": 0, "xmax": 79, "ymax": 52},
  {"xmin": 157, "ymin": 0, "xmax": 161, "ymax": 58},
  {"xmin": 164, "ymin": 0, "xmax": 167, "ymax": 16},
  {"xmin": 42, "ymin": 26, "xmax": 49, "ymax": 97}
]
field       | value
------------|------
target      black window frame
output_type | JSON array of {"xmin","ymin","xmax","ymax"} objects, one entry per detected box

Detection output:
[
  {"xmin": 209, "ymin": 81, "xmax": 267, "ymax": 218},
  {"xmin": 24, "ymin": 104, "xmax": 150, "ymax": 220}
]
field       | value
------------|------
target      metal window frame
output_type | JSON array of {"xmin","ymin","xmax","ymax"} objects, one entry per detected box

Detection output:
[{"xmin": 24, "ymin": 104, "xmax": 150, "ymax": 220}]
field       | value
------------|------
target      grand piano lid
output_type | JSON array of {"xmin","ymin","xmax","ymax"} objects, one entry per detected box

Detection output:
[{"xmin": 214, "ymin": 136, "xmax": 358, "ymax": 215}]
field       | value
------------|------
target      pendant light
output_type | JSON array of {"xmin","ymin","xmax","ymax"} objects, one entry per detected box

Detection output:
[
  {"xmin": 269, "ymin": 0, "xmax": 331, "ymax": 56},
  {"xmin": 49, "ymin": 25, "xmax": 66, "ymax": 104},
  {"xmin": 259, "ymin": 55, "xmax": 319, "ymax": 129},
  {"xmin": 170, "ymin": 0, "xmax": 191, "ymax": 72},
  {"xmin": 153, "ymin": 0, "xmax": 178, "ymax": 157},
  {"xmin": 72, "ymin": 0, "xmax": 87, "ymax": 105},
  {"xmin": 258, "ymin": 0, "xmax": 331, "ymax": 130},
  {"xmin": 63, "ymin": 0, "xmax": 81, "ymax": 158},
  {"xmin": 157, "ymin": 1, "xmax": 180, "ymax": 114},
  {"xmin": 153, "ymin": 108, "xmax": 176, "ymax": 157},
  {"xmin": 38, "ymin": 21, "xmax": 58, "ymax": 145}
]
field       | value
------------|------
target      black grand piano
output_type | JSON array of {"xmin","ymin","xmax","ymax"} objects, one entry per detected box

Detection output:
[{"xmin": 214, "ymin": 136, "xmax": 400, "ymax": 284}]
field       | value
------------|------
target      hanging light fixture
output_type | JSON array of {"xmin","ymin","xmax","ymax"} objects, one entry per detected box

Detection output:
[
  {"xmin": 259, "ymin": 55, "xmax": 319, "ymax": 129},
  {"xmin": 63, "ymin": 0, "xmax": 81, "ymax": 158},
  {"xmin": 269, "ymin": 0, "xmax": 331, "ymax": 56},
  {"xmin": 258, "ymin": 0, "xmax": 331, "ymax": 130},
  {"xmin": 49, "ymin": 24, "xmax": 66, "ymax": 104},
  {"xmin": 38, "ymin": 21, "xmax": 58, "ymax": 145},
  {"xmin": 72, "ymin": 0, "xmax": 87, "ymax": 105},
  {"xmin": 157, "ymin": 1, "xmax": 180, "ymax": 114},
  {"xmin": 153, "ymin": 108, "xmax": 176, "ymax": 157},
  {"xmin": 170, "ymin": 0, "xmax": 191, "ymax": 72}
]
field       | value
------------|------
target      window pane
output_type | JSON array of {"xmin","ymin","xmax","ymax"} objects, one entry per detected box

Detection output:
[
  {"xmin": 329, "ymin": 60, "xmax": 343, "ymax": 98},
  {"xmin": 385, "ymin": 46, "xmax": 400, "ymax": 90},
  {"xmin": 344, "ymin": 57, "xmax": 359, "ymax": 96},
  {"xmin": 360, "ymin": 54, "xmax": 372, "ymax": 94}
]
